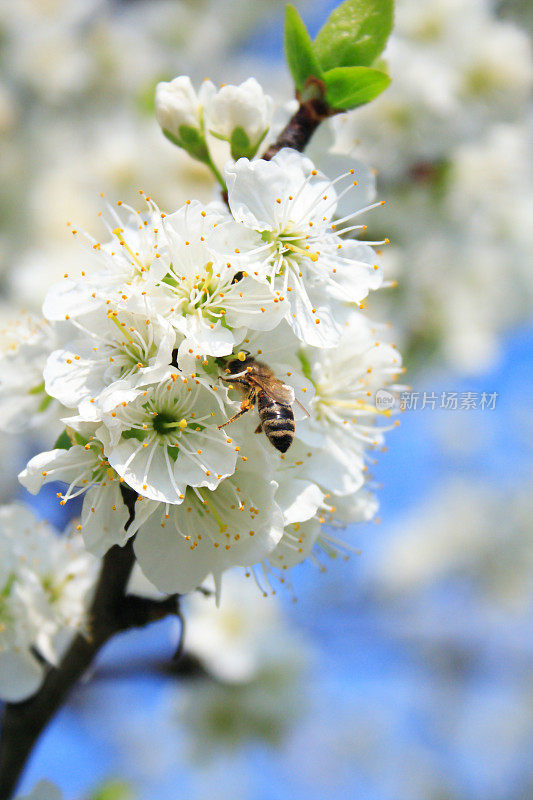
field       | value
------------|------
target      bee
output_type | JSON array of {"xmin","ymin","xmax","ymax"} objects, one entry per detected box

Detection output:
[{"xmin": 218, "ymin": 356, "xmax": 308, "ymax": 453}]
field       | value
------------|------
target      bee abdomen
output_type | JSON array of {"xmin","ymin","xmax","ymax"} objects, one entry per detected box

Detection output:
[{"xmin": 257, "ymin": 391, "xmax": 295, "ymax": 453}]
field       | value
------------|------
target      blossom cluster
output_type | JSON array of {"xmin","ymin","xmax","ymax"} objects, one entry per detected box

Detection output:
[
  {"xmin": 325, "ymin": 0, "xmax": 533, "ymax": 372},
  {"xmin": 156, "ymin": 76, "xmax": 273, "ymax": 161},
  {"xmin": 3, "ymin": 0, "xmax": 529, "ymax": 378},
  {"xmin": 11, "ymin": 74, "xmax": 402, "ymax": 597},
  {"xmin": 0, "ymin": 504, "xmax": 98, "ymax": 702}
]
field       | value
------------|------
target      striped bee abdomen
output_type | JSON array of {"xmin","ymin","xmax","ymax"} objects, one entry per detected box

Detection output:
[{"xmin": 257, "ymin": 390, "xmax": 295, "ymax": 453}]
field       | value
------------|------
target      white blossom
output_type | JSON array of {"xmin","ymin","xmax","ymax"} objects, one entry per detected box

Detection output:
[
  {"xmin": 0, "ymin": 504, "xmax": 98, "ymax": 702},
  {"xmin": 133, "ymin": 436, "xmax": 284, "ymax": 594},
  {"xmin": 155, "ymin": 76, "xmax": 215, "ymax": 138},
  {"xmin": 177, "ymin": 575, "xmax": 311, "ymax": 758},
  {"xmin": 42, "ymin": 200, "xmax": 170, "ymax": 323},
  {"xmin": 266, "ymin": 486, "xmax": 378, "ymax": 575},
  {"xmin": 99, "ymin": 374, "xmax": 238, "ymax": 505},
  {"xmin": 182, "ymin": 572, "xmax": 309, "ymax": 683},
  {"xmin": 18, "ymin": 436, "xmax": 131, "ymax": 557},
  {"xmin": 43, "ymin": 307, "xmax": 176, "ymax": 420},
  {"xmin": 155, "ymin": 200, "xmax": 285, "ymax": 356},
  {"xmin": 226, "ymin": 149, "xmax": 384, "ymax": 347},
  {"xmin": 0, "ymin": 314, "xmax": 61, "ymax": 433},
  {"xmin": 206, "ymin": 78, "xmax": 273, "ymax": 156},
  {"xmin": 295, "ymin": 311, "xmax": 403, "ymax": 495}
]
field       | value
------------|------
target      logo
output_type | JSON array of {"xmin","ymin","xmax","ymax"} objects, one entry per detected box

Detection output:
[{"xmin": 375, "ymin": 389, "xmax": 395, "ymax": 411}]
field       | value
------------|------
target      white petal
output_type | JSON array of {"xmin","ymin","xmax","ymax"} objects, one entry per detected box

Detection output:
[
  {"xmin": 18, "ymin": 780, "xmax": 63, "ymax": 800},
  {"xmin": 226, "ymin": 157, "xmax": 288, "ymax": 231},
  {"xmin": 176, "ymin": 314, "xmax": 237, "ymax": 357},
  {"xmin": 44, "ymin": 344, "xmax": 103, "ymax": 408},
  {"xmin": 135, "ymin": 514, "xmax": 218, "ymax": 594},
  {"xmin": 18, "ymin": 446, "xmax": 96, "ymax": 494},
  {"xmin": 276, "ymin": 478, "xmax": 324, "ymax": 525},
  {"xmin": 81, "ymin": 483, "xmax": 130, "ymax": 556},
  {"xmin": 223, "ymin": 278, "xmax": 286, "ymax": 332},
  {"xmin": 268, "ymin": 518, "xmax": 322, "ymax": 570},
  {"xmin": 0, "ymin": 649, "xmax": 44, "ymax": 702},
  {"xmin": 43, "ymin": 279, "xmax": 99, "ymax": 320},
  {"xmin": 286, "ymin": 286, "xmax": 341, "ymax": 348},
  {"xmin": 106, "ymin": 439, "xmax": 186, "ymax": 504}
]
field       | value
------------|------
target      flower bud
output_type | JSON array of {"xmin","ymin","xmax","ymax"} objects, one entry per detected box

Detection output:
[
  {"xmin": 155, "ymin": 76, "xmax": 215, "ymax": 161},
  {"xmin": 206, "ymin": 78, "xmax": 273, "ymax": 159},
  {"xmin": 155, "ymin": 76, "xmax": 199, "ymax": 132}
]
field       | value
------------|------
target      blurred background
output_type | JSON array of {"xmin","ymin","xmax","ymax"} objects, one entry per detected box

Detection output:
[{"xmin": 1, "ymin": 0, "xmax": 532, "ymax": 798}]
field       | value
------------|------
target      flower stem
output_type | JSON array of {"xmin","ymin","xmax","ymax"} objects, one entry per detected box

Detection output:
[{"xmin": 206, "ymin": 153, "xmax": 227, "ymax": 190}]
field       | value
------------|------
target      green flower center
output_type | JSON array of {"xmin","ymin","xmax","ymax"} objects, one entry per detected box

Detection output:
[{"xmin": 152, "ymin": 410, "xmax": 184, "ymax": 436}]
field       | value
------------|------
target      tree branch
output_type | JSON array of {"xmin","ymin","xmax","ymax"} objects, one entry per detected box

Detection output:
[
  {"xmin": 0, "ymin": 488, "xmax": 180, "ymax": 800},
  {"xmin": 261, "ymin": 95, "xmax": 333, "ymax": 161}
]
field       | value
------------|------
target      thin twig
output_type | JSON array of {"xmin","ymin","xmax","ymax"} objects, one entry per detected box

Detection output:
[{"xmin": 261, "ymin": 93, "xmax": 333, "ymax": 161}]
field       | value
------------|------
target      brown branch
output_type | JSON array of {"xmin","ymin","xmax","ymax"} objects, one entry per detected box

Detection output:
[
  {"xmin": 261, "ymin": 92, "xmax": 333, "ymax": 161},
  {"xmin": 0, "ymin": 488, "xmax": 181, "ymax": 800}
]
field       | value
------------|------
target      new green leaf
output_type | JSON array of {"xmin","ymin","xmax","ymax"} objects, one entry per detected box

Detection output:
[
  {"xmin": 284, "ymin": 4, "xmax": 324, "ymax": 91},
  {"xmin": 323, "ymin": 66, "xmax": 391, "ymax": 109},
  {"xmin": 314, "ymin": 0, "xmax": 394, "ymax": 71},
  {"xmin": 53, "ymin": 430, "xmax": 73, "ymax": 451}
]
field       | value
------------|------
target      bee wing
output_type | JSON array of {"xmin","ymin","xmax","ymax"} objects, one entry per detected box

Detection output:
[{"xmin": 252, "ymin": 375, "xmax": 295, "ymax": 405}]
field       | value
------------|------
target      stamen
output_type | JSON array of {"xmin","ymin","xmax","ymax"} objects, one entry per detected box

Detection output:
[
  {"xmin": 283, "ymin": 242, "xmax": 319, "ymax": 262},
  {"xmin": 112, "ymin": 228, "xmax": 145, "ymax": 270},
  {"xmin": 107, "ymin": 311, "xmax": 136, "ymax": 346},
  {"xmin": 196, "ymin": 488, "xmax": 227, "ymax": 533}
]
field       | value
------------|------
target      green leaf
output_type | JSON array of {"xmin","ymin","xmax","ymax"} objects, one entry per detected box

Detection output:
[
  {"xmin": 230, "ymin": 126, "xmax": 252, "ymax": 159},
  {"xmin": 323, "ymin": 66, "xmax": 391, "ymax": 109},
  {"xmin": 54, "ymin": 430, "xmax": 73, "ymax": 451},
  {"xmin": 314, "ymin": 0, "xmax": 394, "ymax": 70},
  {"xmin": 284, "ymin": 4, "xmax": 324, "ymax": 91}
]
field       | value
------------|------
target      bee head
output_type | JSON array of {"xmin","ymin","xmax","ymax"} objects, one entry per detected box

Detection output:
[{"xmin": 225, "ymin": 352, "xmax": 254, "ymax": 375}]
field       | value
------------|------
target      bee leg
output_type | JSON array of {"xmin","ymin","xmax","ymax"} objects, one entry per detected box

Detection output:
[
  {"xmin": 254, "ymin": 423, "xmax": 263, "ymax": 434},
  {"xmin": 217, "ymin": 408, "xmax": 249, "ymax": 429},
  {"xmin": 217, "ymin": 394, "xmax": 255, "ymax": 429}
]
